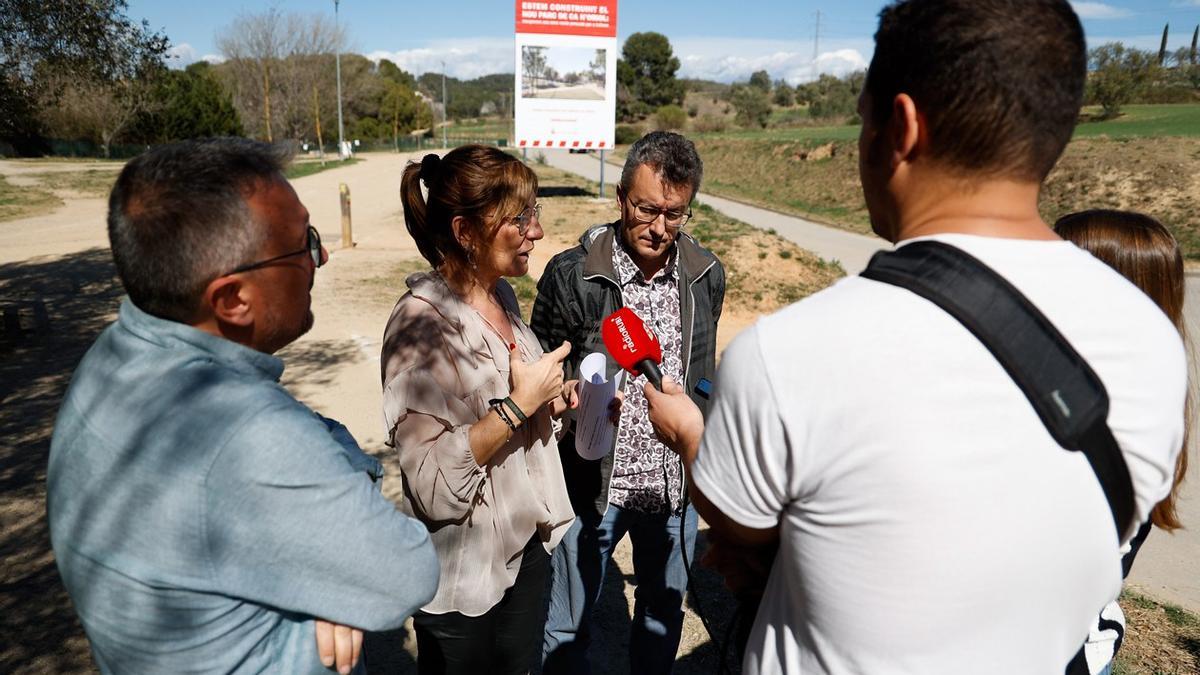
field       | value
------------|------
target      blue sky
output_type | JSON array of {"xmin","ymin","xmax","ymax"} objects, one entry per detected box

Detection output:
[{"xmin": 129, "ymin": 1, "xmax": 1200, "ymax": 84}]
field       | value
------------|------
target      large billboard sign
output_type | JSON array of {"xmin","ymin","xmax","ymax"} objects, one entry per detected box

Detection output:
[{"xmin": 514, "ymin": 1, "xmax": 618, "ymax": 150}]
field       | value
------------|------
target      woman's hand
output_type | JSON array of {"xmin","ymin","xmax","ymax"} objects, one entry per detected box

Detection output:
[
  {"xmin": 551, "ymin": 379, "xmax": 581, "ymax": 417},
  {"xmin": 607, "ymin": 389, "xmax": 625, "ymax": 425},
  {"xmin": 510, "ymin": 341, "xmax": 571, "ymax": 417}
]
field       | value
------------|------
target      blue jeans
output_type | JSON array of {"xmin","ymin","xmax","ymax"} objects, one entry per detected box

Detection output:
[{"xmin": 542, "ymin": 503, "xmax": 698, "ymax": 675}]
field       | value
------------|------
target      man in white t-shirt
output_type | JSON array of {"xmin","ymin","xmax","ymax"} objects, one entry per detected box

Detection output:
[{"xmin": 644, "ymin": 1, "xmax": 1187, "ymax": 673}]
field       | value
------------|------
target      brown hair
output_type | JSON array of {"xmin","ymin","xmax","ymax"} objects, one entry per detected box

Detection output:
[
  {"xmin": 400, "ymin": 145, "xmax": 537, "ymax": 288},
  {"xmin": 1054, "ymin": 209, "xmax": 1189, "ymax": 532}
]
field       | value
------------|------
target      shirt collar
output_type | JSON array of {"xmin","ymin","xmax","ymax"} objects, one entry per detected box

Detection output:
[
  {"xmin": 612, "ymin": 237, "xmax": 678, "ymax": 287},
  {"xmin": 117, "ymin": 298, "xmax": 285, "ymax": 382}
]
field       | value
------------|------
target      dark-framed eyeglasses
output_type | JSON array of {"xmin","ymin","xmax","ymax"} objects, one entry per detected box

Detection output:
[
  {"xmin": 227, "ymin": 225, "xmax": 324, "ymax": 275},
  {"xmin": 626, "ymin": 199, "xmax": 692, "ymax": 229},
  {"xmin": 511, "ymin": 203, "xmax": 542, "ymax": 237}
]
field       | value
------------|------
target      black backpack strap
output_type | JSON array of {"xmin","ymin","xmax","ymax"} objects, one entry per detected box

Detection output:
[{"xmin": 861, "ymin": 240, "xmax": 1135, "ymax": 539}]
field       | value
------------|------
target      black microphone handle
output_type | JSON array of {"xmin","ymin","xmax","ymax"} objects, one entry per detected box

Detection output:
[{"xmin": 636, "ymin": 360, "xmax": 663, "ymax": 391}]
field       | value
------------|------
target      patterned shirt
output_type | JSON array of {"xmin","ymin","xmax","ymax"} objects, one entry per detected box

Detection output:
[{"xmin": 608, "ymin": 241, "xmax": 686, "ymax": 514}]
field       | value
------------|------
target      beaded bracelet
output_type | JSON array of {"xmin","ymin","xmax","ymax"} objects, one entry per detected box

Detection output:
[{"xmin": 489, "ymin": 398, "xmax": 517, "ymax": 432}]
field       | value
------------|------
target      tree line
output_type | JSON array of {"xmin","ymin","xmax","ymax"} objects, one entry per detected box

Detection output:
[
  {"xmin": 1088, "ymin": 25, "xmax": 1200, "ymax": 118},
  {"xmin": 612, "ymin": 28, "xmax": 1200, "ymax": 135},
  {"xmin": 1, "ymin": 2, "xmax": 512, "ymax": 157},
  {"xmin": 4, "ymin": 5, "xmax": 1196, "ymax": 156}
]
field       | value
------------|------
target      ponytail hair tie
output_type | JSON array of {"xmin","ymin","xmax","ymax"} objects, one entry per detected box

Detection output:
[{"xmin": 419, "ymin": 153, "xmax": 441, "ymax": 184}]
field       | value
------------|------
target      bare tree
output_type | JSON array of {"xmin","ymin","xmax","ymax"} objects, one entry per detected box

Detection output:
[
  {"xmin": 38, "ymin": 67, "xmax": 161, "ymax": 157},
  {"xmin": 216, "ymin": 8, "xmax": 345, "ymax": 142},
  {"xmin": 277, "ymin": 13, "xmax": 344, "ymax": 141},
  {"xmin": 522, "ymin": 46, "xmax": 547, "ymax": 95}
]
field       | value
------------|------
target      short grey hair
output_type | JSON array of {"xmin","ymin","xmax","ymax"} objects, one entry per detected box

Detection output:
[
  {"xmin": 619, "ymin": 131, "xmax": 703, "ymax": 200},
  {"xmin": 107, "ymin": 138, "xmax": 292, "ymax": 323}
]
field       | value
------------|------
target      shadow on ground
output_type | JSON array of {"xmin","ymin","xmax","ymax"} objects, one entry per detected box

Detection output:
[
  {"xmin": 278, "ymin": 338, "xmax": 362, "ymax": 391},
  {"xmin": 540, "ymin": 526, "xmax": 743, "ymax": 675},
  {"xmin": 538, "ymin": 186, "xmax": 593, "ymax": 198},
  {"xmin": 0, "ymin": 247, "xmax": 123, "ymax": 672}
]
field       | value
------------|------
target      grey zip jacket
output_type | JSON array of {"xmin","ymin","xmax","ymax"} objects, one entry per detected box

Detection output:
[{"xmin": 530, "ymin": 221, "xmax": 726, "ymax": 516}]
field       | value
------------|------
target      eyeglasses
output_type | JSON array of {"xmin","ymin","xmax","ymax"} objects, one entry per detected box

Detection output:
[
  {"xmin": 227, "ymin": 225, "xmax": 324, "ymax": 275},
  {"xmin": 626, "ymin": 199, "xmax": 692, "ymax": 228},
  {"xmin": 510, "ymin": 203, "xmax": 542, "ymax": 237}
]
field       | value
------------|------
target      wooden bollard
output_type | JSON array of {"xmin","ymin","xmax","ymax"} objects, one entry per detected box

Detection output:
[{"xmin": 339, "ymin": 183, "xmax": 353, "ymax": 249}]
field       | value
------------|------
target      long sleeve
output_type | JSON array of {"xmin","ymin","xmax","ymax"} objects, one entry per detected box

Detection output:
[
  {"xmin": 381, "ymin": 296, "xmax": 487, "ymax": 524},
  {"xmin": 206, "ymin": 403, "xmax": 439, "ymax": 632},
  {"xmin": 531, "ymin": 260, "xmax": 577, "ymax": 357},
  {"xmin": 383, "ymin": 367, "xmax": 485, "ymax": 523}
]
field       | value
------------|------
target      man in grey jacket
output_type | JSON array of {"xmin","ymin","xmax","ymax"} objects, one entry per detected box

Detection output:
[
  {"xmin": 532, "ymin": 131, "xmax": 725, "ymax": 675},
  {"xmin": 47, "ymin": 138, "xmax": 439, "ymax": 674}
]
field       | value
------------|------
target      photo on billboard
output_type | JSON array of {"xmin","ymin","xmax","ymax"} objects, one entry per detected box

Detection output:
[{"xmin": 520, "ymin": 45, "xmax": 607, "ymax": 101}]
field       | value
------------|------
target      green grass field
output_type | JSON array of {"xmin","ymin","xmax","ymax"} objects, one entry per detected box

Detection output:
[
  {"xmin": 692, "ymin": 122, "xmax": 861, "ymax": 143},
  {"xmin": 1073, "ymin": 104, "xmax": 1200, "ymax": 139},
  {"xmin": 446, "ymin": 120, "xmax": 511, "ymax": 139},
  {"xmin": 686, "ymin": 102, "xmax": 1200, "ymax": 144}
]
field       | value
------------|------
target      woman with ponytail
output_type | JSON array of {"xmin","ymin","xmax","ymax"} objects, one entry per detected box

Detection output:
[
  {"xmin": 1055, "ymin": 209, "xmax": 1191, "ymax": 675},
  {"xmin": 382, "ymin": 145, "xmax": 577, "ymax": 674}
]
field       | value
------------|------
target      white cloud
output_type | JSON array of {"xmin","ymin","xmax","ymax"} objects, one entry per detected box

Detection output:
[
  {"xmin": 365, "ymin": 35, "xmax": 872, "ymax": 84},
  {"xmin": 673, "ymin": 37, "xmax": 871, "ymax": 84},
  {"xmin": 166, "ymin": 42, "xmax": 197, "ymax": 68},
  {"xmin": 367, "ymin": 38, "xmax": 514, "ymax": 79},
  {"xmin": 200, "ymin": 54, "xmax": 225, "ymax": 65},
  {"xmin": 1070, "ymin": 2, "xmax": 1134, "ymax": 19}
]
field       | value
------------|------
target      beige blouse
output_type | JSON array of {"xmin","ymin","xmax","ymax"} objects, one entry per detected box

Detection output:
[{"xmin": 380, "ymin": 271, "xmax": 574, "ymax": 616}]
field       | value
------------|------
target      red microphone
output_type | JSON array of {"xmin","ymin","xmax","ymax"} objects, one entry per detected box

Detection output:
[{"xmin": 601, "ymin": 307, "xmax": 663, "ymax": 390}]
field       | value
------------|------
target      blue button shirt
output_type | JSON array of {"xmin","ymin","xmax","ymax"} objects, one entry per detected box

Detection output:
[{"xmin": 48, "ymin": 300, "xmax": 439, "ymax": 674}]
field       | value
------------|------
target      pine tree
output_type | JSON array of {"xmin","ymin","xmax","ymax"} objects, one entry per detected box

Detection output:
[{"xmin": 1158, "ymin": 23, "xmax": 1169, "ymax": 66}]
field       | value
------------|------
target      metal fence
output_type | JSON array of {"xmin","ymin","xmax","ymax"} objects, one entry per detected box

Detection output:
[
  {"xmin": 45, "ymin": 139, "xmax": 146, "ymax": 159},
  {"xmin": 304, "ymin": 136, "xmax": 509, "ymax": 155}
]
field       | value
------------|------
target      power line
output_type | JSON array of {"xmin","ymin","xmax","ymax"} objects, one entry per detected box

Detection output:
[{"xmin": 813, "ymin": 9, "xmax": 822, "ymax": 63}]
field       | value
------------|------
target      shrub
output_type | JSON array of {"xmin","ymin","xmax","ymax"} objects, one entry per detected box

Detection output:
[
  {"xmin": 731, "ymin": 85, "xmax": 771, "ymax": 129},
  {"xmin": 692, "ymin": 114, "xmax": 727, "ymax": 133},
  {"xmin": 615, "ymin": 124, "xmax": 642, "ymax": 145},
  {"xmin": 655, "ymin": 104, "xmax": 688, "ymax": 130}
]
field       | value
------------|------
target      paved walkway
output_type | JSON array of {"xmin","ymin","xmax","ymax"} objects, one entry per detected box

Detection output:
[
  {"xmin": 547, "ymin": 150, "xmax": 888, "ymax": 273},
  {"xmin": 545, "ymin": 149, "xmax": 1200, "ymax": 614}
]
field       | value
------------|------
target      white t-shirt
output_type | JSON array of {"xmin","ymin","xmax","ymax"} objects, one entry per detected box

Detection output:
[{"xmin": 691, "ymin": 234, "xmax": 1186, "ymax": 675}]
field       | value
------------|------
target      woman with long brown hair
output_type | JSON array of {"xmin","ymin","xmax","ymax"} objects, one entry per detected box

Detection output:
[
  {"xmin": 1055, "ymin": 209, "xmax": 1190, "ymax": 675},
  {"xmin": 382, "ymin": 145, "xmax": 577, "ymax": 674}
]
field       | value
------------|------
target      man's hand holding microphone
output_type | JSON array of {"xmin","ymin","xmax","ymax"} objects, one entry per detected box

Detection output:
[{"xmin": 600, "ymin": 307, "xmax": 703, "ymax": 460}]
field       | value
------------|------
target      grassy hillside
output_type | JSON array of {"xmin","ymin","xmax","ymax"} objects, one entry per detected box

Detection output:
[{"xmin": 683, "ymin": 107, "xmax": 1200, "ymax": 258}]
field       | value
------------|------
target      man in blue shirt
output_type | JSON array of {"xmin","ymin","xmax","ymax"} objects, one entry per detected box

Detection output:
[{"xmin": 47, "ymin": 138, "xmax": 439, "ymax": 674}]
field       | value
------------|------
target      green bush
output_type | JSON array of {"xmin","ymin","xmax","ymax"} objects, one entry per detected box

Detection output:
[
  {"xmin": 615, "ymin": 124, "xmax": 642, "ymax": 145},
  {"xmin": 731, "ymin": 85, "xmax": 771, "ymax": 129},
  {"xmin": 655, "ymin": 104, "xmax": 688, "ymax": 130}
]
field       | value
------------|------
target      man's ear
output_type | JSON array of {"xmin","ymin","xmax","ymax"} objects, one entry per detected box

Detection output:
[
  {"xmin": 203, "ymin": 275, "xmax": 253, "ymax": 327},
  {"xmin": 889, "ymin": 93, "xmax": 923, "ymax": 168},
  {"xmin": 615, "ymin": 185, "xmax": 626, "ymax": 208}
]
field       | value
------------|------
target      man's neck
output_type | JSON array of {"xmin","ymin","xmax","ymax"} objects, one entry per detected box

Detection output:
[
  {"xmin": 191, "ymin": 317, "xmax": 262, "ymax": 353},
  {"xmin": 890, "ymin": 174, "xmax": 1058, "ymax": 243},
  {"xmin": 620, "ymin": 238, "xmax": 674, "ymax": 282}
]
